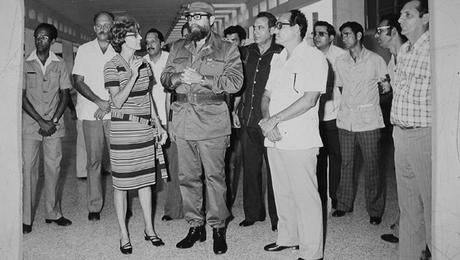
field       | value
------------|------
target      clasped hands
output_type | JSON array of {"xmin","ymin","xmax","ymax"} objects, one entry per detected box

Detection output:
[
  {"xmin": 38, "ymin": 119, "xmax": 57, "ymax": 137},
  {"xmin": 180, "ymin": 67, "xmax": 203, "ymax": 85},
  {"xmin": 259, "ymin": 116, "xmax": 282, "ymax": 142}
]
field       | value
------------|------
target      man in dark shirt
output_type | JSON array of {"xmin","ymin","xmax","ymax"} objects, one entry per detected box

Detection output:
[{"xmin": 236, "ymin": 12, "xmax": 282, "ymax": 231}]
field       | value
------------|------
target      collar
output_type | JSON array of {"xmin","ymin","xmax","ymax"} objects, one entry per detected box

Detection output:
[
  {"xmin": 247, "ymin": 39, "xmax": 283, "ymax": 55},
  {"xmin": 346, "ymin": 46, "xmax": 368, "ymax": 62},
  {"xmin": 408, "ymin": 31, "xmax": 429, "ymax": 52},
  {"xmin": 143, "ymin": 51, "xmax": 166, "ymax": 63},
  {"xmin": 26, "ymin": 50, "xmax": 60, "ymax": 62},
  {"xmin": 91, "ymin": 38, "xmax": 115, "ymax": 54}
]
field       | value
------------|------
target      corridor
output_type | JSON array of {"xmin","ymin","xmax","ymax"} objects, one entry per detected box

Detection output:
[{"xmin": 23, "ymin": 110, "xmax": 399, "ymax": 259}]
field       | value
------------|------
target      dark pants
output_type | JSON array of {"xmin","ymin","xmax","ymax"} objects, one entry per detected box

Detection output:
[
  {"xmin": 241, "ymin": 126, "xmax": 278, "ymax": 226},
  {"xmin": 225, "ymin": 128, "xmax": 242, "ymax": 209},
  {"xmin": 336, "ymin": 128, "xmax": 385, "ymax": 217},
  {"xmin": 163, "ymin": 141, "xmax": 184, "ymax": 219},
  {"xmin": 316, "ymin": 119, "xmax": 341, "ymax": 209}
]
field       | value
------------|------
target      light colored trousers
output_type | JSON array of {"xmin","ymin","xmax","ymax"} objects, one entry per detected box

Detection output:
[
  {"xmin": 393, "ymin": 127, "xmax": 431, "ymax": 260},
  {"xmin": 82, "ymin": 119, "xmax": 110, "ymax": 213},
  {"xmin": 267, "ymin": 147, "xmax": 323, "ymax": 260},
  {"xmin": 22, "ymin": 137, "xmax": 63, "ymax": 225},
  {"xmin": 76, "ymin": 120, "xmax": 87, "ymax": 178}
]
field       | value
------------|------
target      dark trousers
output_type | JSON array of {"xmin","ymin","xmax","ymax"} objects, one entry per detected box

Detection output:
[
  {"xmin": 225, "ymin": 128, "xmax": 242, "ymax": 209},
  {"xmin": 241, "ymin": 126, "xmax": 277, "ymax": 226},
  {"xmin": 316, "ymin": 119, "xmax": 341, "ymax": 209},
  {"xmin": 163, "ymin": 141, "xmax": 184, "ymax": 219},
  {"xmin": 336, "ymin": 128, "xmax": 385, "ymax": 217}
]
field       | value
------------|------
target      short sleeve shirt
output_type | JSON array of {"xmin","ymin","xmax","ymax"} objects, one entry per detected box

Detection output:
[
  {"xmin": 23, "ymin": 51, "xmax": 72, "ymax": 139},
  {"xmin": 334, "ymin": 47, "xmax": 387, "ymax": 132},
  {"xmin": 321, "ymin": 44, "xmax": 347, "ymax": 121},
  {"xmin": 104, "ymin": 54, "xmax": 154, "ymax": 118},
  {"xmin": 143, "ymin": 51, "xmax": 169, "ymax": 124},
  {"xmin": 264, "ymin": 41, "xmax": 328, "ymax": 150},
  {"xmin": 72, "ymin": 39, "xmax": 116, "ymax": 120},
  {"xmin": 391, "ymin": 32, "xmax": 431, "ymax": 128}
]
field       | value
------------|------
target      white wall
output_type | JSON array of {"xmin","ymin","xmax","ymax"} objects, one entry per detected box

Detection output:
[
  {"xmin": 0, "ymin": 0, "xmax": 23, "ymax": 258},
  {"xmin": 299, "ymin": 0, "xmax": 333, "ymax": 45},
  {"xmin": 431, "ymin": 0, "xmax": 460, "ymax": 259},
  {"xmin": 333, "ymin": 0, "xmax": 365, "ymax": 30}
]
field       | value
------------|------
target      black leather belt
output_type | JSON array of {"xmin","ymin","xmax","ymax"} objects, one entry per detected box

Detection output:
[
  {"xmin": 176, "ymin": 93, "xmax": 226, "ymax": 103},
  {"xmin": 397, "ymin": 125, "xmax": 422, "ymax": 130}
]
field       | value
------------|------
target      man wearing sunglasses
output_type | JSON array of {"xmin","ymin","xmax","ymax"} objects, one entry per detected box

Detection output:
[
  {"xmin": 259, "ymin": 10, "xmax": 328, "ymax": 260},
  {"xmin": 332, "ymin": 21, "xmax": 388, "ymax": 226},
  {"xmin": 161, "ymin": 1, "xmax": 243, "ymax": 255},
  {"xmin": 22, "ymin": 23, "xmax": 72, "ymax": 234},
  {"xmin": 312, "ymin": 21, "xmax": 346, "ymax": 218},
  {"xmin": 374, "ymin": 14, "xmax": 408, "ymax": 245}
]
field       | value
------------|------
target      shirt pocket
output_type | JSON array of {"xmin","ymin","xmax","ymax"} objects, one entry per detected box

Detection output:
[
  {"xmin": 172, "ymin": 57, "xmax": 189, "ymax": 71},
  {"xmin": 200, "ymin": 59, "xmax": 225, "ymax": 77},
  {"xmin": 45, "ymin": 71, "xmax": 60, "ymax": 92},
  {"xmin": 408, "ymin": 75, "xmax": 430, "ymax": 105},
  {"xmin": 25, "ymin": 72, "xmax": 37, "ymax": 89}
]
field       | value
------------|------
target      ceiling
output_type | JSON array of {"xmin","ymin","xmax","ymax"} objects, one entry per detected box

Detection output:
[{"xmin": 37, "ymin": 0, "xmax": 249, "ymax": 43}]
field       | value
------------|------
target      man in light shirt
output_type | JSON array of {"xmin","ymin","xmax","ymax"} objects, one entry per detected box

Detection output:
[
  {"xmin": 259, "ymin": 10, "xmax": 327, "ymax": 260},
  {"xmin": 313, "ymin": 21, "xmax": 346, "ymax": 214},
  {"xmin": 392, "ymin": 0, "xmax": 431, "ymax": 258},
  {"xmin": 72, "ymin": 11, "xmax": 116, "ymax": 221},
  {"xmin": 22, "ymin": 23, "xmax": 72, "ymax": 233},
  {"xmin": 143, "ymin": 28, "xmax": 183, "ymax": 221},
  {"xmin": 374, "ymin": 13, "xmax": 408, "ymax": 245},
  {"xmin": 332, "ymin": 21, "xmax": 388, "ymax": 226}
]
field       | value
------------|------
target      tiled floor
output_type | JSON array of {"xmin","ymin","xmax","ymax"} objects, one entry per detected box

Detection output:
[{"xmin": 23, "ymin": 112, "xmax": 399, "ymax": 260}]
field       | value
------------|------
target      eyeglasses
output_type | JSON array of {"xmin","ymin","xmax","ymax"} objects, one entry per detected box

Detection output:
[
  {"xmin": 313, "ymin": 31, "xmax": 328, "ymax": 37},
  {"xmin": 376, "ymin": 26, "xmax": 391, "ymax": 35},
  {"xmin": 126, "ymin": 32, "xmax": 140, "ymax": 38},
  {"xmin": 185, "ymin": 13, "xmax": 211, "ymax": 22},
  {"xmin": 94, "ymin": 24, "xmax": 111, "ymax": 31},
  {"xmin": 35, "ymin": 35, "xmax": 50, "ymax": 41},
  {"xmin": 274, "ymin": 21, "xmax": 291, "ymax": 30}
]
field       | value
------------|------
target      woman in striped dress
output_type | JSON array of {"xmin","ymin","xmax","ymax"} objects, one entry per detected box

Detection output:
[{"xmin": 104, "ymin": 16, "xmax": 168, "ymax": 254}]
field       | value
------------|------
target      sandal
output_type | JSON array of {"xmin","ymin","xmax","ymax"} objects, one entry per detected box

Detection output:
[{"xmin": 144, "ymin": 231, "xmax": 165, "ymax": 246}]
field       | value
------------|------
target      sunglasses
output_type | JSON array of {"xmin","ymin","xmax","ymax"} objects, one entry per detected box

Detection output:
[
  {"xmin": 274, "ymin": 21, "xmax": 291, "ymax": 30},
  {"xmin": 185, "ymin": 13, "xmax": 211, "ymax": 22},
  {"xmin": 126, "ymin": 32, "xmax": 140, "ymax": 38}
]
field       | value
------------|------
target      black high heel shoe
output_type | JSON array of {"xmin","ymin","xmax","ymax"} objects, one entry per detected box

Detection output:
[
  {"xmin": 120, "ymin": 240, "xmax": 132, "ymax": 254},
  {"xmin": 144, "ymin": 231, "xmax": 165, "ymax": 246}
]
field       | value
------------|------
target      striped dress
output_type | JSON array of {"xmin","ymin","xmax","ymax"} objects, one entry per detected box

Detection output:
[{"xmin": 104, "ymin": 54, "xmax": 167, "ymax": 190}]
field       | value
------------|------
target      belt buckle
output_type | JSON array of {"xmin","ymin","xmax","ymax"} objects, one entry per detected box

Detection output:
[{"xmin": 187, "ymin": 93, "xmax": 197, "ymax": 104}]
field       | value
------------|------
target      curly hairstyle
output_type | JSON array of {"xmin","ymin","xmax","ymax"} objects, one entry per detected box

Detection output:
[{"xmin": 110, "ymin": 16, "xmax": 139, "ymax": 53}]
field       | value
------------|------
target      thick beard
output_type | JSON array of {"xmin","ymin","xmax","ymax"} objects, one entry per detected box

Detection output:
[{"xmin": 188, "ymin": 26, "xmax": 209, "ymax": 42}]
